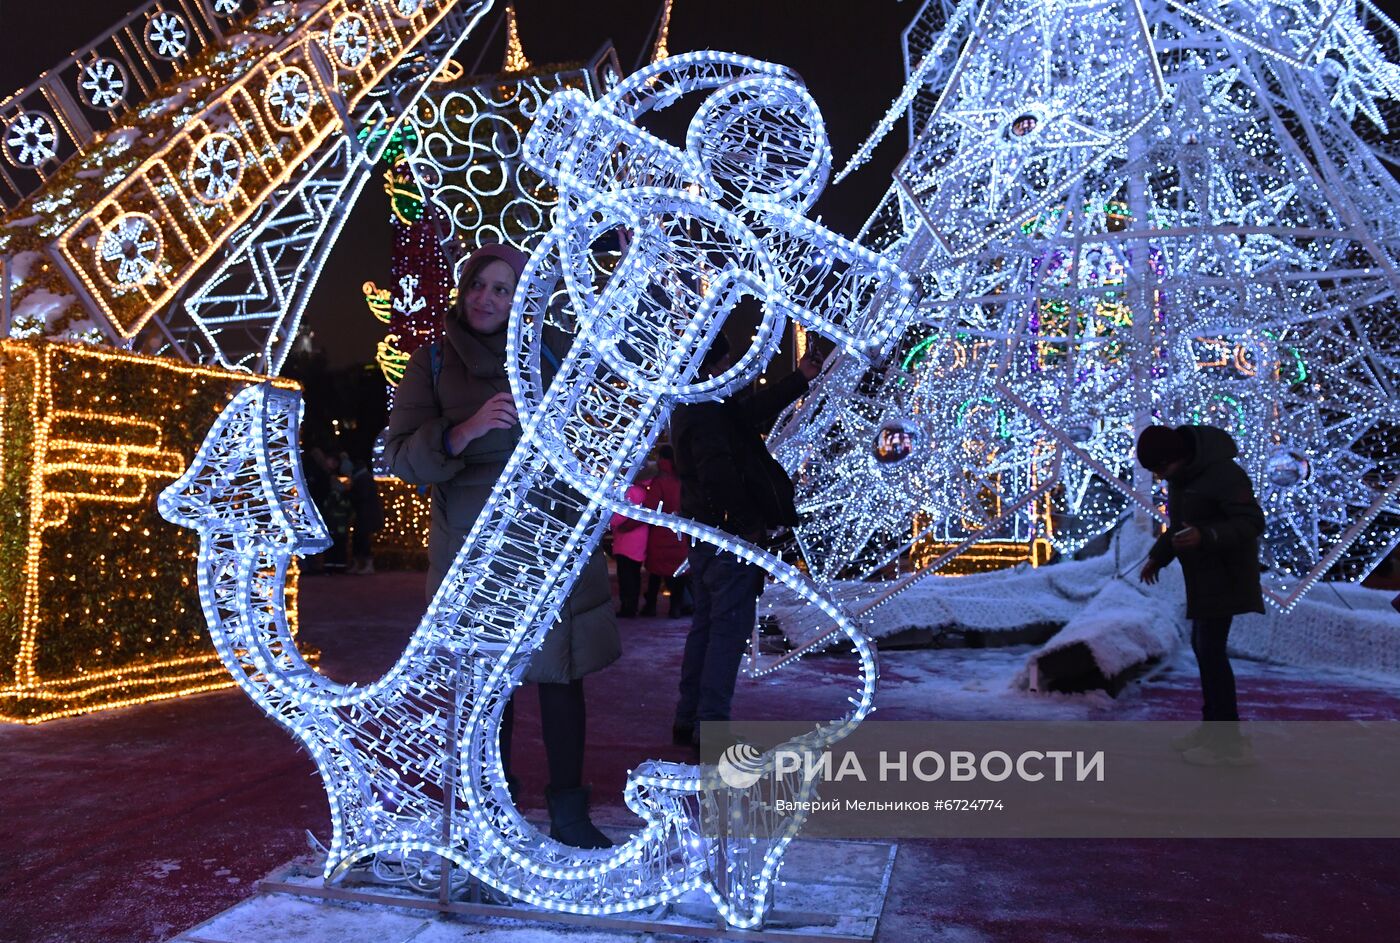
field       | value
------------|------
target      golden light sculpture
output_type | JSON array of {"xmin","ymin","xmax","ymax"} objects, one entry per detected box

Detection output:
[
  {"xmin": 501, "ymin": 2, "xmax": 532, "ymax": 73},
  {"xmin": 650, "ymin": 0, "xmax": 675, "ymax": 63},
  {"xmin": 370, "ymin": 476, "xmax": 430, "ymax": 570},
  {"xmin": 0, "ymin": 339, "xmax": 306, "ymax": 723},
  {"xmin": 1, "ymin": 1, "xmax": 476, "ymax": 344}
]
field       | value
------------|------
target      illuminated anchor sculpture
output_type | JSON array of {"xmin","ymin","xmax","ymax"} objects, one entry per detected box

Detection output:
[{"xmin": 161, "ymin": 52, "xmax": 912, "ymax": 928}]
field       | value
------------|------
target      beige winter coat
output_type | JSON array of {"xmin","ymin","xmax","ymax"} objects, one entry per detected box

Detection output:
[{"xmin": 383, "ymin": 315, "xmax": 620, "ymax": 684}]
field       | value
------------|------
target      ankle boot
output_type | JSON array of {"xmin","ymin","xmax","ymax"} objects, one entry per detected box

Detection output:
[{"xmin": 545, "ymin": 785, "xmax": 613, "ymax": 849}]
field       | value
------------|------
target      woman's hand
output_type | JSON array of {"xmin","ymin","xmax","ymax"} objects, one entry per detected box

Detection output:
[{"xmin": 445, "ymin": 392, "xmax": 518, "ymax": 456}]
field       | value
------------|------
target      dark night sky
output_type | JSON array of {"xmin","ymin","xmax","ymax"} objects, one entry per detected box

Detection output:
[{"xmin": 1, "ymin": 0, "xmax": 916, "ymax": 366}]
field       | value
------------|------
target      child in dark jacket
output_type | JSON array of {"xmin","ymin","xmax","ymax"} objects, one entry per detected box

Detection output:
[{"xmin": 1137, "ymin": 424, "xmax": 1265, "ymax": 766}]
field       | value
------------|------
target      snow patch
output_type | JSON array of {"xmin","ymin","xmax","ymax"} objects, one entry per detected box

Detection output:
[
  {"xmin": 149, "ymin": 859, "xmax": 182, "ymax": 879},
  {"xmin": 5, "ymin": 249, "xmax": 43, "ymax": 289},
  {"xmin": 11, "ymin": 288, "xmax": 76, "ymax": 331},
  {"xmin": 768, "ymin": 522, "xmax": 1398, "ymax": 694}
]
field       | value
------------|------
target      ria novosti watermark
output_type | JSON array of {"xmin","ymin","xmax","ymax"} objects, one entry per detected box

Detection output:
[
  {"xmin": 700, "ymin": 721, "xmax": 1400, "ymax": 839},
  {"xmin": 719, "ymin": 743, "xmax": 1104, "ymax": 790}
]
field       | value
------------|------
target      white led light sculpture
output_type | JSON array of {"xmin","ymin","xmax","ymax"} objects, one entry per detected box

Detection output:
[
  {"xmin": 771, "ymin": 0, "xmax": 1399, "ymax": 611},
  {"xmin": 404, "ymin": 52, "xmax": 618, "ymax": 261},
  {"xmin": 162, "ymin": 52, "xmax": 915, "ymax": 928}
]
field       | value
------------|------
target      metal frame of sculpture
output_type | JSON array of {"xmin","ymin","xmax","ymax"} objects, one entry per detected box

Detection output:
[
  {"xmin": 162, "ymin": 51, "xmax": 914, "ymax": 928},
  {"xmin": 1, "ymin": 0, "xmax": 495, "ymax": 372}
]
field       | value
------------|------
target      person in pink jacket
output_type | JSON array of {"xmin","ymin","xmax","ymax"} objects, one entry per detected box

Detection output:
[
  {"xmin": 641, "ymin": 445, "xmax": 690, "ymax": 618},
  {"xmin": 611, "ymin": 481, "xmax": 650, "ymax": 617}
]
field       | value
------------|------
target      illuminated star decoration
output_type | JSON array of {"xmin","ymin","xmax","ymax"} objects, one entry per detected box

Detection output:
[
  {"xmin": 5, "ymin": 112, "xmax": 58, "ymax": 167},
  {"xmin": 79, "ymin": 59, "xmax": 127, "ymax": 110},
  {"xmin": 898, "ymin": 0, "xmax": 1167, "ymax": 257},
  {"xmin": 146, "ymin": 11, "xmax": 190, "ymax": 60}
]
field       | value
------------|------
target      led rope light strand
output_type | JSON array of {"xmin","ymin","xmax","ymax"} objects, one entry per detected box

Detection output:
[
  {"xmin": 0, "ymin": 340, "xmax": 304, "ymax": 722},
  {"xmin": 769, "ymin": 0, "xmax": 1399, "ymax": 609},
  {"xmin": 162, "ymin": 52, "xmax": 909, "ymax": 928}
]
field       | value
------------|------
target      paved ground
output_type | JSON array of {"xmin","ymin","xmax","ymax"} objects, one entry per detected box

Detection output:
[{"xmin": 2, "ymin": 569, "xmax": 1399, "ymax": 943}]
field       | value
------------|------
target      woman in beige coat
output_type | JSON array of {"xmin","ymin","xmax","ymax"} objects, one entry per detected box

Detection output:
[{"xmin": 384, "ymin": 242, "xmax": 619, "ymax": 848}]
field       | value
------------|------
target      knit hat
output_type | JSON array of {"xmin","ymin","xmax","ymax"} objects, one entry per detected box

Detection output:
[
  {"xmin": 1136, "ymin": 425, "xmax": 1189, "ymax": 472},
  {"xmin": 459, "ymin": 242, "xmax": 528, "ymax": 287}
]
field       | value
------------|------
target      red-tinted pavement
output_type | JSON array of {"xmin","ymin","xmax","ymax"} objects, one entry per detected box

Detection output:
[{"xmin": 2, "ymin": 569, "xmax": 1398, "ymax": 943}]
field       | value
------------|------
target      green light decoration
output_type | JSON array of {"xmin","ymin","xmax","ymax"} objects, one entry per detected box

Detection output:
[
  {"xmin": 1191, "ymin": 393, "xmax": 1249, "ymax": 437},
  {"xmin": 383, "ymin": 159, "xmax": 425, "ymax": 223},
  {"xmin": 358, "ymin": 122, "xmax": 420, "ymax": 163},
  {"xmin": 956, "ymin": 395, "xmax": 1012, "ymax": 439}
]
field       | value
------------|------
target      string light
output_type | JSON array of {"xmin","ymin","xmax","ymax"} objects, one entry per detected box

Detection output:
[
  {"xmin": 771, "ymin": 0, "xmax": 1400, "ymax": 614},
  {"xmin": 362, "ymin": 24, "xmax": 621, "ymax": 392},
  {"xmin": 163, "ymin": 51, "xmax": 913, "ymax": 929},
  {"xmin": 650, "ymin": 0, "xmax": 675, "ymax": 64},
  {"xmin": 371, "ymin": 478, "xmax": 431, "ymax": 568},
  {"xmin": 502, "ymin": 3, "xmax": 532, "ymax": 73},
  {"xmin": 2, "ymin": 0, "xmax": 493, "ymax": 368},
  {"xmin": 0, "ymin": 338, "xmax": 305, "ymax": 723}
]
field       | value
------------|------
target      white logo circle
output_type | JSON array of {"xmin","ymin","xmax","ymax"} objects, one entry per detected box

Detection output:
[{"xmin": 717, "ymin": 742, "xmax": 766, "ymax": 790}]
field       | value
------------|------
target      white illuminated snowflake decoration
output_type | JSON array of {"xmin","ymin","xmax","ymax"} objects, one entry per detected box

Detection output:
[
  {"xmin": 330, "ymin": 13, "xmax": 371, "ymax": 69},
  {"xmin": 161, "ymin": 51, "xmax": 907, "ymax": 931},
  {"xmin": 213, "ymin": 0, "xmax": 241, "ymax": 15},
  {"xmin": 78, "ymin": 59, "xmax": 127, "ymax": 110},
  {"xmin": 1168, "ymin": 0, "xmax": 1344, "ymax": 67},
  {"xmin": 4, "ymin": 111, "xmax": 58, "ymax": 167},
  {"xmin": 395, "ymin": 0, "xmax": 424, "ymax": 15},
  {"xmin": 265, "ymin": 67, "xmax": 313, "ymax": 130},
  {"xmin": 146, "ymin": 11, "xmax": 190, "ymax": 61},
  {"xmin": 189, "ymin": 132, "xmax": 244, "ymax": 205},
  {"xmin": 97, "ymin": 212, "xmax": 162, "ymax": 286},
  {"xmin": 898, "ymin": 0, "xmax": 1166, "ymax": 257}
]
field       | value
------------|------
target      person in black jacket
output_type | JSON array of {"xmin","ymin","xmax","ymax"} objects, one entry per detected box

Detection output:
[
  {"xmin": 1137, "ymin": 424, "xmax": 1266, "ymax": 766},
  {"xmin": 348, "ymin": 457, "xmax": 384, "ymax": 574},
  {"xmin": 670, "ymin": 332, "xmax": 823, "ymax": 747}
]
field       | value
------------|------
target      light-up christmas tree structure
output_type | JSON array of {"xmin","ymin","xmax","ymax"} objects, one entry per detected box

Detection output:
[{"xmin": 773, "ymin": 0, "xmax": 1399, "ymax": 611}]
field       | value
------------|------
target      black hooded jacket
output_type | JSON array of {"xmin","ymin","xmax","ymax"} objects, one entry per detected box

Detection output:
[
  {"xmin": 1148, "ymin": 425, "xmax": 1267, "ymax": 619},
  {"xmin": 672, "ymin": 371, "xmax": 809, "ymax": 539}
]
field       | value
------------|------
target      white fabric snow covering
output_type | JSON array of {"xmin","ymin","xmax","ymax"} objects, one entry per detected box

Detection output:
[
  {"xmin": 1231, "ymin": 584, "xmax": 1400, "ymax": 679},
  {"xmin": 766, "ymin": 524, "xmax": 1175, "ymax": 637},
  {"xmin": 1014, "ymin": 573, "xmax": 1187, "ymax": 688},
  {"xmin": 765, "ymin": 523, "xmax": 1400, "ymax": 684}
]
